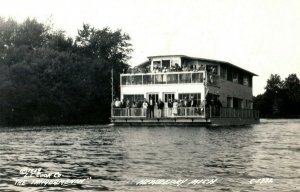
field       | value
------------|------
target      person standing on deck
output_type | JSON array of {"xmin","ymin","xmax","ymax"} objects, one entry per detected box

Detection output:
[
  {"xmin": 190, "ymin": 95, "xmax": 197, "ymax": 107},
  {"xmin": 132, "ymin": 100, "xmax": 137, "ymax": 116},
  {"xmin": 114, "ymin": 97, "xmax": 121, "ymax": 108},
  {"xmin": 142, "ymin": 99, "xmax": 148, "ymax": 117},
  {"xmin": 167, "ymin": 98, "xmax": 173, "ymax": 117},
  {"xmin": 172, "ymin": 100, "xmax": 178, "ymax": 117},
  {"xmin": 183, "ymin": 97, "xmax": 189, "ymax": 107},
  {"xmin": 190, "ymin": 95, "xmax": 198, "ymax": 116},
  {"xmin": 125, "ymin": 98, "xmax": 131, "ymax": 116},
  {"xmin": 113, "ymin": 97, "xmax": 121, "ymax": 116},
  {"xmin": 157, "ymin": 99, "xmax": 164, "ymax": 118},
  {"xmin": 148, "ymin": 96, "xmax": 155, "ymax": 118}
]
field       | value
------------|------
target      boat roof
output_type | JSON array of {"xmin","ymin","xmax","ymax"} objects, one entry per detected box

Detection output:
[{"xmin": 146, "ymin": 55, "xmax": 258, "ymax": 76}]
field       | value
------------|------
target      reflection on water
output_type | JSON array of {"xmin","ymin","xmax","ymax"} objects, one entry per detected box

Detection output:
[{"xmin": 0, "ymin": 119, "xmax": 299, "ymax": 191}]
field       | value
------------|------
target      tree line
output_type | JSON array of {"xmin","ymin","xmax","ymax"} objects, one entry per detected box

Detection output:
[
  {"xmin": 0, "ymin": 18, "xmax": 132, "ymax": 126},
  {"xmin": 253, "ymin": 74, "xmax": 300, "ymax": 118}
]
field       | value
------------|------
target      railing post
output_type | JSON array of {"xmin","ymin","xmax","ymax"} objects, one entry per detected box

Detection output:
[{"xmin": 210, "ymin": 106, "xmax": 212, "ymax": 118}]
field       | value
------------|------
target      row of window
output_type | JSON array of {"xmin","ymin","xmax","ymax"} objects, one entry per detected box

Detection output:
[
  {"xmin": 122, "ymin": 94, "xmax": 253, "ymax": 109},
  {"xmin": 227, "ymin": 97, "xmax": 253, "ymax": 109},
  {"xmin": 220, "ymin": 66, "xmax": 252, "ymax": 87},
  {"xmin": 123, "ymin": 93, "xmax": 202, "ymax": 104}
]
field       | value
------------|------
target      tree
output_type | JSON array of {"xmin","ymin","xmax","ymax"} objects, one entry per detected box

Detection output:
[
  {"xmin": 75, "ymin": 24, "xmax": 132, "ymax": 113},
  {"xmin": 254, "ymin": 73, "xmax": 300, "ymax": 118},
  {"xmin": 282, "ymin": 74, "xmax": 300, "ymax": 116},
  {"xmin": 265, "ymin": 74, "xmax": 283, "ymax": 94},
  {"xmin": 0, "ymin": 18, "xmax": 132, "ymax": 126}
]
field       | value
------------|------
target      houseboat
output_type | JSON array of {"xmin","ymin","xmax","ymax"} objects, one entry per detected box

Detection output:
[{"xmin": 111, "ymin": 55, "xmax": 259, "ymax": 126}]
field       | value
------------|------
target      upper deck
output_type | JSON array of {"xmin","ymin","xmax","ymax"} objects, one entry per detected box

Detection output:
[
  {"xmin": 121, "ymin": 55, "xmax": 256, "ymax": 88},
  {"xmin": 121, "ymin": 70, "xmax": 219, "ymax": 87}
]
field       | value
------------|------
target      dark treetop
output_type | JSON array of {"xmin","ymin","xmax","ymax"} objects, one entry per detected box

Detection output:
[{"xmin": 0, "ymin": 18, "xmax": 132, "ymax": 126}]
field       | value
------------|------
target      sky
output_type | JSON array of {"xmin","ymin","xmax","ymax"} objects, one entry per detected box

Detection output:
[{"xmin": 0, "ymin": 0, "xmax": 299, "ymax": 95}]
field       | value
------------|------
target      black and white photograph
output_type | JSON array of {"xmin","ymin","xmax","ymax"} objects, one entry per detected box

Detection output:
[{"xmin": 0, "ymin": 0, "xmax": 299, "ymax": 191}]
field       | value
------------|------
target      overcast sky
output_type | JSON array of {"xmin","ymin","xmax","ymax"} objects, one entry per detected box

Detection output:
[{"xmin": 1, "ymin": 0, "xmax": 299, "ymax": 95}]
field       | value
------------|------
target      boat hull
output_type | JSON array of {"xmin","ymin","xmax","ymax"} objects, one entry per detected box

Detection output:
[{"xmin": 111, "ymin": 117, "xmax": 259, "ymax": 126}]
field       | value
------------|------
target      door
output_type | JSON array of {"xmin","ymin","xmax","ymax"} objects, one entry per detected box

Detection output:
[
  {"xmin": 148, "ymin": 93, "xmax": 159, "ymax": 103},
  {"xmin": 163, "ymin": 93, "xmax": 175, "ymax": 103}
]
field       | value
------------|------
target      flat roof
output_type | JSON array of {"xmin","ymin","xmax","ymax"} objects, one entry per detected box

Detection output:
[{"xmin": 147, "ymin": 55, "xmax": 258, "ymax": 76}]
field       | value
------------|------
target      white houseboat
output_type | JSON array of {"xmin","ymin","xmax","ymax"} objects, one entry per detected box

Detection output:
[{"xmin": 111, "ymin": 55, "xmax": 259, "ymax": 126}]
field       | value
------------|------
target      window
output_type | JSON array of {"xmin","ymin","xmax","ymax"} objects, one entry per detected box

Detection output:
[
  {"xmin": 148, "ymin": 94, "xmax": 159, "ymax": 103},
  {"xmin": 232, "ymin": 72, "xmax": 238, "ymax": 83},
  {"xmin": 153, "ymin": 61, "xmax": 161, "ymax": 67},
  {"xmin": 227, "ymin": 68, "xmax": 233, "ymax": 81},
  {"xmin": 238, "ymin": 99, "xmax": 243, "ymax": 109},
  {"xmin": 238, "ymin": 73, "xmax": 243, "ymax": 84},
  {"xmin": 179, "ymin": 73, "xmax": 191, "ymax": 83},
  {"xmin": 143, "ymin": 74, "xmax": 154, "ymax": 84},
  {"xmin": 220, "ymin": 66, "xmax": 226, "ymax": 79},
  {"xmin": 167, "ymin": 73, "xmax": 178, "ymax": 84},
  {"xmin": 206, "ymin": 65, "xmax": 218, "ymax": 74},
  {"xmin": 178, "ymin": 93, "xmax": 201, "ymax": 105},
  {"xmin": 154, "ymin": 74, "xmax": 165, "ymax": 84},
  {"xmin": 233, "ymin": 97, "xmax": 243, "ymax": 109},
  {"xmin": 227, "ymin": 97, "xmax": 232, "ymax": 108},
  {"xmin": 245, "ymin": 100, "xmax": 253, "ymax": 109},
  {"xmin": 192, "ymin": 73, "xmax": 204, "ymax": 83},
  {"xmin": 162, "ymin": 60, "xmax": 170, "ymax": 68},
  {"xmin": 164, "ymin": 93, "xmax": 175, "ymax": 103},
  {"xmin": 243, "ymin": 77, "xmax": 249, "ymax": 86},
  {"xmin": 123, "ymin": 94, "xmax": 144, "ymax": 103}
]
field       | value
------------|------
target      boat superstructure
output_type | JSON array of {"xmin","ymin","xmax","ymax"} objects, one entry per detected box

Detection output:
[{"xmin": 111, "ymin": 55, "xmax": 259, "ymax": 126}]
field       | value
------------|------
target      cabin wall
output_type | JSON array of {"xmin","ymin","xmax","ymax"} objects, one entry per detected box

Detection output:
[{"xmin": 209, "ymin": 79, "xmax": 253, "ymax": 108}]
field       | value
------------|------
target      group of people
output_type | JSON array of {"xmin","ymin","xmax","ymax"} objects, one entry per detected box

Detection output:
[
  {"xmin": 125, "ymin": 63, "xmax": 208, "ymax": 74},
  {"xmin": 113, "ymin": 96, "xmax": 207, "ymax": 118}
]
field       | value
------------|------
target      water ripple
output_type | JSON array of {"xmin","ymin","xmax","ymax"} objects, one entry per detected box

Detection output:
[{"xmin": 0, "ymin": 120, "xmax": 299, "ymax": 191}]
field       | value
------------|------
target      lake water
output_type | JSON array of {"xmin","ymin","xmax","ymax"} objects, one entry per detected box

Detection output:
[{"xmin": 0, "ymin": 119, "xmax": 299, "ymax": 192}]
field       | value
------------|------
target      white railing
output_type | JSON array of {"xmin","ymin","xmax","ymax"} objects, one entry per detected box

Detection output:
[
  {"xmin": 112, "ymin": 107, "xmax": 259, "ymax": 119},
  {"xmin": 120, "ymin": 71, "xmax": 205, "ymax": 85},
  {"xmin": 112, "ymin": 108, "xmax": 147, "ymax": 117},
  {"xmin": 112, "ymin": 107, "xmax": 205, "ymax": 118},
  {"xmin": 209, "ymin": 107, "xmax": 259, "ymax": 119}
]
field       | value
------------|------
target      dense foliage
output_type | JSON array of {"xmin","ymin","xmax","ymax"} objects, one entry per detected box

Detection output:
[
  {"xmin": 253, "ymin": 74, "xmax": 300, "ymax": 118},
  {"xmin": 0, "ymin": 18, "xmax": 132, "ymax": 125}
]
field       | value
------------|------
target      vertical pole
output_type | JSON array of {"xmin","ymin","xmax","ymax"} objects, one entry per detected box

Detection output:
[
  {"xmin": 111, "ymin": 68, "xmax": 114, "ymax": 118},
  {"xmin": 204, "ymin": 71, "xmax": 208, "ymax": 119}
]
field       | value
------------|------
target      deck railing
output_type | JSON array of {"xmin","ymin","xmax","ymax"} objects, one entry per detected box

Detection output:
[
  {"xmin": 121, "ymin": 71, "xmax": 205, "ymax": 85},
  {"xmin": 112, "ymin": 108, "xmax": 147, "ymax": 117},
  {"xmin": 112, "ymin": 107, "xmax": 204, "ymax": 118},
  {"xmin": 112, "ymin": 106, "xmax": 259, "ymax": 119},
  {"xmin": 209, "ymin": 107, "xmax": 259, "ymax": 119}
]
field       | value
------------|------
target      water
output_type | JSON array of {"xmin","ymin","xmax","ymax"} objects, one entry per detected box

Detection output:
[{"xmin": 0, "ymin": 119, "xmax": 299, "ymax": 192}]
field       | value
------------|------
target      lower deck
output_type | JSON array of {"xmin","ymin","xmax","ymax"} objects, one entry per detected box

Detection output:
[{"xmin": 111, "ymin": 107, "xmax": 260, "ymax": 126}]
